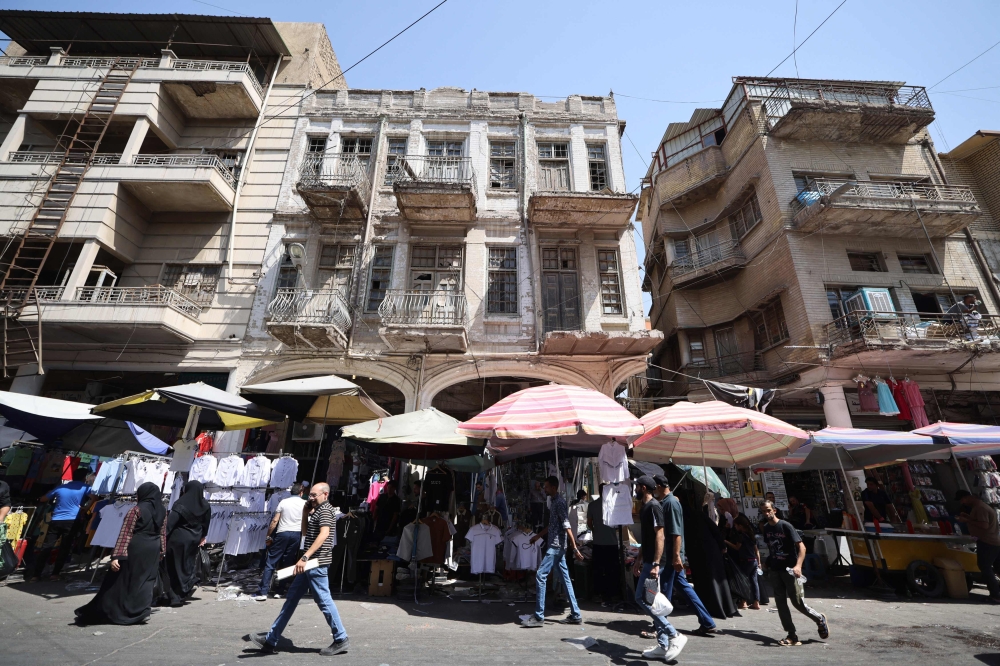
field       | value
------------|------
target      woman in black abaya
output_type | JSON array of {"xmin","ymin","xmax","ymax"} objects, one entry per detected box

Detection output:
[
  {"xmin": 676, "ymin": 487, "xmax": 738, "ymax": 620},
  {"xmin": 75, "ymin": 482, "xmax": 166, "ymax": 625},
  {"xmin": 160, "ymin": 479, "xmax": 211, "ymax": 606}
]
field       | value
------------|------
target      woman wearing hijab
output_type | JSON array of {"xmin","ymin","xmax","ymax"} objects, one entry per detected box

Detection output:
[
  {"xmin": 676, "ymin": 487, "xmax": 738, "ymax": 620},
  {"xmin": 160, "ymin": 480, "xmax": 211, "ymax": 607},
  {"xmin": 75, "ymin": 482, "xmax": 166, "ymax": 625}
]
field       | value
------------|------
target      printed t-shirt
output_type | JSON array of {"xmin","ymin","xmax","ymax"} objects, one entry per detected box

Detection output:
[
  {"xmin": 762, "ymin": 519, "xmax": 801, "ymax": 569},
  {"xmin": 424, "ymin": 468, "xmax": 453, "ymax": 512}
]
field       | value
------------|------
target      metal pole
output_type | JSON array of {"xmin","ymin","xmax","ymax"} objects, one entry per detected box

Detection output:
[
  {"xmin": 834, "ymin": 446, "xmax": 888, "ymax": 588},
  {"xmin": 951, "ymin": 454, "xmax": 973, "ymax": 493},
  {"xmin": 310, "ymin": 394, "xmax": 332, "ymax": 487}
]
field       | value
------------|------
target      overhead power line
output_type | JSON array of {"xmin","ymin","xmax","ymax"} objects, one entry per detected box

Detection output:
[
  {"xmin": 928, "ymin": 37, "xmax": 1000, "ymax": 90},
  {"xmin": 766, "ymin": 0, "xmax": 848, "ymax": 77}
]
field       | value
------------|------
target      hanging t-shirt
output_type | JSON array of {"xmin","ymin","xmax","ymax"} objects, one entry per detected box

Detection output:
[
  {"xmin": 424, "ymin": 468, "xmax": 453, "ymax": 512},
  {"xmin": 466, "ymin": 522, "xmax": 502, "ymax": 574},
  {"xmin": 602, "ymin": 481, "xmax": 634, "ymax": 527},
  {"xmin": 119, "ymin": 459, "xmax": 145, "ymax": 494},
  {"xmin": 170, "ymin": 439, "xmax": 199, "ymax": 472},
  {"xmin": 396, "ymin": 522, "xmax": 434, "ymax": 562},
  {"xmin": 90, "ymin": 502, "xmax": 135, "ymax": 548},
  {"xmin": 507, "ymin": 530, "xmax": 542, "ymax": 571},
  {"xmin": 91, "ymin": 459, "xmax": 122, "ymax": 495},
  {"xmin": 189, "ymin": 455, "xmax": 218, "ymax": 485},
  {"xmin": 237, "ymin": 489, "xmax": 266, "ymax": 512},
  {"xmin": 598, "ymin": 441, "xmax": 629, "ymax": 483},
  {"xmin": 168, "ymin": 475, "xmax": 184, "ymax": 510},
  {"xmin": 419, "ymin": 513, "xmax": 454, "ymax": 564},
  {"xmin": 239, "ymin": 456, "xmax": 271, "ymax": 488}
]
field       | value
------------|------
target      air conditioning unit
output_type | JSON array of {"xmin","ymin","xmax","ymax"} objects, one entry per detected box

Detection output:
[{"xmin": 292, "ymin": 422, "xmax": 323, "ymax": 441}]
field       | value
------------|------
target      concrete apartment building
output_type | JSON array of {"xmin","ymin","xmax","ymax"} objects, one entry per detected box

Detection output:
[
  {"xmin": 639, "ymin": 76, "xmax": 1000, "ymax": 429},
  {"xmin": 0, "ymin": 11, "xmax": 343, "ymax": 402},
  {"xmin": 233, "ymin": 87, "xmax": 660, "ymax": 417}
]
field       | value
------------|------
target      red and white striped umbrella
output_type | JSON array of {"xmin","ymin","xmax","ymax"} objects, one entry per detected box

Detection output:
[
  {"xmin": 456, "ymin": 384, "xmax": 643, "ymax": 462},
  {"xmin": 632, "ymin": 400, "xmax": 808, "ymax": 467}
]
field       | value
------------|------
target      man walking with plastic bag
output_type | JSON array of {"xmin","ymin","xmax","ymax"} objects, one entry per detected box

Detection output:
[{"xmin": 634, "ymin": 476, "xmax": 686, "ymax": 662}]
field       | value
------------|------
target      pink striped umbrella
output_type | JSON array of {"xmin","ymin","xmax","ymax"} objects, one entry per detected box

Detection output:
[
  {"xmin": 456, "ymin": 384, "xmax": 643, "ymax": 463},
  {"xmin": 631, "ymin": 400, "xmax": 808, "ymax": 468}
]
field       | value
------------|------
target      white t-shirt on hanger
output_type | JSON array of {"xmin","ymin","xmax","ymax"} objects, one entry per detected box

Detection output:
[
  {"xmin": 215, "ymin": 455, "xmax": 244, "ymax": 487},
  {"xmin": 602, "ymin": 481, "xmax": 634, "ymax": 527},
  {"xmin": 189, "ymin": 455, "xmax": 218, "ymax": 485},
  {"xmin": 170, "ymin": 439, "xmax": 199, "ymax": 472},
  {"xmin": 598, "ymin": 441, "xmax": 629, "ymax": 484},
  {"xmin": 466, "ymin": 522, "xmax": 503, "ymax": 574}
]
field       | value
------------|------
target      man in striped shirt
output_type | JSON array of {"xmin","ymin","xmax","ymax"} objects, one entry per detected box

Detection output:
[{"xmin": 247, "ymin": 482, "xmax": 350, "ymax": 656}]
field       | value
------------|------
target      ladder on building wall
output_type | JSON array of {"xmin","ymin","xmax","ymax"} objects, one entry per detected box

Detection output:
[{"xmin": 0, "ymin": 58, "xmax": 138, "ymax": 375}]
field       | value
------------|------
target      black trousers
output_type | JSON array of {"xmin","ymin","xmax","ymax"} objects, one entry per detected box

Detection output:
[
  {"xmin": 590, "ymin": 544, "xmax": 620, "ymax": 600},
  {"xmin": 32, "ymin": 519, "xmax": 79, "ymax": 578}
]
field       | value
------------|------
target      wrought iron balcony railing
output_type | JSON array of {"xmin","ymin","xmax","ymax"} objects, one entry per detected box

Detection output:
[
  {"xmin": 267, "ymin": 288, "xmax": 352, "ymax": 331},
  {"xmin": 168, "ymin": 59, "xmax": 264, "ymax": 96},
  {"xmin": 298, "ymin": 154, "xmax": 373, "ymax": 202},
  {"xmin": 61, "ymin": 56, "xmax": 160, "ymax": 69},
  {"xmin": 132, "ymin": 154, "xmax": 237, "ymax": 188},
  {"xmin": 8, "ymin": 151, "xmax": 122, "ymax": 164},
  {"xmin": 670, "ymin": 239, "xmax": 745, "ymax": 278},
  {"xmin": 387, "ymin": 155, "xmax": 477, "ymax": 189},
  {"xmin": 378, "ymin": 290, "xmax": 467, "ymax": 327},
  {"xmin": 0, "ymin": 56, "xmax": 48, "ymax": 67},
  {"xmin": 790, "ymin": 178, "xmax": 979, "ymax": 215}
]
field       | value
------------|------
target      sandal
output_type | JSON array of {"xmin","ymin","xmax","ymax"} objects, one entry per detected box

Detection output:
[{"xmin": 778, "ymin": 636, "xmax": 802, "ymax": 646}]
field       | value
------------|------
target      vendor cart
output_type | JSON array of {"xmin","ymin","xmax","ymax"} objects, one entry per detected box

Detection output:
[{"xmin": 825, "ymin": 527, "xmax": 980, "ymax": 597}]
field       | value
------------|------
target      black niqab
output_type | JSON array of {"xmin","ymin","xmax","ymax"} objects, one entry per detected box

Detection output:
[{"xmin": 171, "ymin": 480, "xmax": 210, "ymax": 525}]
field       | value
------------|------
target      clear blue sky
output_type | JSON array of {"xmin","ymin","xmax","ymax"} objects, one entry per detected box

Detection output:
[{"xmin": 4, "ymin": 0, "xmax": 999, "ymax": 314}]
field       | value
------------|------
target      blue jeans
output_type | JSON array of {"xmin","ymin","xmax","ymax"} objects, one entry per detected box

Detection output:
[
  {"xmin": 636, "ymin": 562, "xmax": 677, "ymax": 646},
  {"xmin": 259, "ymin": 531, "xmax": 301, "ymax": 597},
  {"xmin": 265, "ymin": 565, "xmax": 348, "ymax": 646},
  {"xmin": 660, "ymin": 567, "xmax": 716, "ymax": 629},
  {"xmin": 534, "ymin": 546, "xmax": 581, "ymax": 620}
]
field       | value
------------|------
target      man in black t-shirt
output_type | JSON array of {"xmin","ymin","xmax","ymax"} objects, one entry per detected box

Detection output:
[
  {"xmin": 860, "ymin": 478, "xmax": 892, "ymax": 523},
  {"xmin": 374, "ymin": 481, "xmax": 403, "ymax": 537},
  {"xmin": 761, "ymin": 500, "xmax": 828, "ymax": 646},
  {"xmin": 633, "ymin": 476, "xmax": 686, "ymax": 662}
]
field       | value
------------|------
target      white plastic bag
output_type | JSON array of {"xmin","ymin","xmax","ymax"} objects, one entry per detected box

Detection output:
[{"xmin": 643, "ymin": 576, "xmax": 673, "ymax": 616}]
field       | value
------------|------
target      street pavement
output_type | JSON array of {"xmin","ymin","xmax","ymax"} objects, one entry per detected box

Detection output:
[{"xmin": 1, "ymin": 576, "xmax": 999, "ymax": 665}]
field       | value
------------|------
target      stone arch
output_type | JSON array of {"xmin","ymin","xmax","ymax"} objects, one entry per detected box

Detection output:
[
  {"xmin": 418, "ymin": 358, "xmax": 602, "ymax": 410},
  {"xmin": 608, "ymin": 357, "xmax": 650, "ymax": 395},
  {"xmin": 241, "ymin": 357, "xmax": 418, "ymax": 412}
]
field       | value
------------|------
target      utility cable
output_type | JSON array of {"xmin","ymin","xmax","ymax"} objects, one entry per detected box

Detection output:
[
  {"xmin": 766, "ymin": 0, "xmax": 848, "ymax": 77},
  {"xmin": 928, "ymin": 37, "xmax": 1000, "ymax": 90}
]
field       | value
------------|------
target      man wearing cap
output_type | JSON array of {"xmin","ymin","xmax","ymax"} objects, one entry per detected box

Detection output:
[
  {"xmin": 653, "ymin": 474, "xmax": 720, "ymax": 637},
  {"xmin": 634, "ymin": 475, "xmax": 686, "ymax": 662}
]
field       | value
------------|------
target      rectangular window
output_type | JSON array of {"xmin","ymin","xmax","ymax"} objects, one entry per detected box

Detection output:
[
  {"xmin": 750, "ymin": 299, "xmax": 789, "ymax": 350},
  {"xmin": 384, "ymin": 137, "xmax": 407, "ymax": 185},
  {"xmin": 341, "ymin": 136, "xmax": 373, "ymax": 171},
  {"xmin": 541, "ymin": 247, "xmax": 580, "ymax": 332},
  {"xmin": 728, "ymin": 192, "xmax": 763, "ymax": 239},
  {"xmin": 318, "ymin": 244, "xmax": 356, "ymax": 293},
  {"xmin": 587, "ymin": 143, "xmax": 608, "ymax": 191},
  {"xmin": 598, "ymin": 249, "xmax": 624, "ymax": 315},
  {"xmin": 847, "ymin": 252, "xmax": 884, "ymax": 272},
  {"xmin": 673, "ymin": 239, "xmax": 690, "ymax": 260},
  {"xmin": 898, "ymin": 254, "xmax": 935, "ymax": 274},
  {"xmin": 426, "ymin": 140, "xmax": 464, "ymax": 157},
  {"xmin": 409, "ymin": 245, "xmax": 463, "ymax": 292},
  {"xmin": 487, "ymin": 247, "xmax": 518, "ymax": 314},
  {"xmin": 688, "ymin": 333, "xmax": 706, "ymax": 364},
  {"xmin": 537, "ymin": 142, "xmax": 570, "ymax": 191},
  {"xmin": 489, "ymin": 142, "xmax": 516, "ymax": 190},
  {"xmin": 161, "ymin": 264, "xmax": 221, "ymax": 305},
  {"xmin": 307, "ymin": 137, "xmax": 327, "ymax": 154},
  {"xmin": 366, "ymin": 246, "xmax": 394, "ymax": 311}
]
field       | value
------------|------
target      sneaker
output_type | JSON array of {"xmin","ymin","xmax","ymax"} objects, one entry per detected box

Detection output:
[
  {"xmin": 251, "ymin": 594, "xmax": 267, "ymax": 602},
  {"xmin": 559, "ymin": 614, "xmax": 583, "ymax": 625},
  {"xmin": 642, "ymin": 644, "xmax": 667, "ymax": 660},
  {"xmin": 273, "ymin": 593, "xmax": 282, "ymax": 599},
  {"xmin": 245, "ymin": 632, "xmax": 276, "ymax": 654},
  {"xmin": 520, "ymin": 615, "xmax": 544, "ymax": 628},
  {"xmin": 664, "ymin": 634, "xmax": 688, "ymax": 661},
  {"xmin": 319, "ymin": 638, "xmax": 350, "ymax": 656},
  {"xmin": 817, "ymin": 612, "xmax": 829, "ymax": 639}
]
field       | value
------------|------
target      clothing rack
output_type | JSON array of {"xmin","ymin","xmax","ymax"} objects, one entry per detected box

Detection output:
[
  {"xmin": 214, "ymin": 510, "xmax": 274, "ymax": 590},
  {"xmin": 0, "ymin": 505, "xmax": 38, "ymax": 587}
]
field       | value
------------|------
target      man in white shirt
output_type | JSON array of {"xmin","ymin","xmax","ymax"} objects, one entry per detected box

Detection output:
[{"xmin": 254, "ymin": 483, "xmax": 306, "ymax": 600}]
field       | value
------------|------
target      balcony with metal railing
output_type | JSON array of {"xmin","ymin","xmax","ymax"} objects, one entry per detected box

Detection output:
[
  {"xmin": 14, "ymin": 285, "xmax": 205, "ymax": 345},
  {"xmin": 668, "ymin": 239, "xmax": 747, "ymax": 288},
  {"xmin": 790, "ymin": 178, "xmax": 980, "ymax": 237},
  {"xmin": 265, "ymin": 288, "xmax": 353, "ymax": 350},
  {"xmin": 653, "ymin": 145, "xmax": 728, "ymax": 209},
  {"xmin": 91, "ymin": 153, "xmax": 237, "ymax": 212},
  {"xmin": 377, "ymin": 289, "xmax": 469, "ymax": 352},
  {"xmin": 389, "ymin": 156, "xmax": 478, "ymax": 224},
  {"xmin": 684, "ymin": 351, "xmax": 765, "ymax": 381},
  {"xmin": 739, "ymin": 77, "xmax": 935, "ymax": 144},
  {"xmin": 296, "ymin": 154, "xmax": 372, "ymax": 221},
  {"xmin": 825, "ymin": 309, "xmax": 1000, "ymax": 371}
]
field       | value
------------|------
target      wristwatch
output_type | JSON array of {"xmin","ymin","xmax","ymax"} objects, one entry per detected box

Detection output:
[{"xmin": 300, "ymin": 555, "xmax": 308, "ymax": 562}]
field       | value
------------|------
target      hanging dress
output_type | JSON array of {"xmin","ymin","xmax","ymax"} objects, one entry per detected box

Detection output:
[{"xmin": 874, "ymin": 380, "xmax": 900, "ymax": 416}]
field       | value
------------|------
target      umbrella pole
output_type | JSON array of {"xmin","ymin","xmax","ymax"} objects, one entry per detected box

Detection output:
[
  {"xmin": 311, "ymin": 395, "xmax": 332, "ymax": 487},
  {"xmin": 554, "ymin": 436, "xmax": 560, "ymax": 498},
  {"xmin": 834, "ymin": 446, "xmax": 889, "ymax": 590},
  {"xmin": 951, "ymin": 454, "xmax": 972, "ymax": 493}
]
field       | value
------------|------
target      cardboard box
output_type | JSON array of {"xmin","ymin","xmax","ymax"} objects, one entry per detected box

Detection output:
[{"xmin": 369, "ymin": 560, "xmax": 395, "ymax": 596}]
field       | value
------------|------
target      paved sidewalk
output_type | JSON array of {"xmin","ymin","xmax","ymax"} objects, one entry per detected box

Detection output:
[{"xmin": 1, "ymin": 576, "xmax": 999, "ymax": 665}]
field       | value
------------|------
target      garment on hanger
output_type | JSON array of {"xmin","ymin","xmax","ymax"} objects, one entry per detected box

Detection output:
[
  {"xmin": 195, "ymin": 432, "xmax": 214, "ymax": 454},
  {"xmin": 874, "ymin": 379, "xmax": 900, "ymax": 416},
  {"xmin": 602, "ymin": 481, "xmax": 634, "ymax": 527},
  {"xmin": 396, "ymin": 522, "xmax": 434, "ymax": 562},
  {"xmin": 238, "ymin": 455, "xmax": 271, "ymax": 488},
  {"xmin": 168, "ymin": 475, "xmax": 185, "ymax": 510},
  {"xmin": 189, "ymin": 455, "xmax": 218, "ymax": 485},
  {"xmin": 215, "ymin": 455, "xmax": 245, "ymax": 487},
  {"xmin": 237, "ymin": 489, "xmax": 266, "ymax": 512},
  {"xmin": 205, "ymin": 505, "xmax": 239, "ymax": 544},
  {"xmin": 902, "ymin": 380, "xmax": 930, "ymax": 428},
  {"xmin": 888, "ymin": 379, "xmax": 912, "ymax": 421},
  {"xmin": 506, "ymin": 529, "xmax": 542, "ymax": 571},
  {"xmin": 424, "ymin": 467, "xmax": 453, "ymax": 513},
  {"xmin": 170, "ymin": 439, "xmax": 199, "ymax": 472},
  {"xmin": 91, "ymin": 459, "xmax": 123, "ymax": 495},
  {"xmin": 327, "ymin": 439, "xmax": 346, "ymax": 489},
  {"xmin": 857, "ymin": 380, "xmax": 880, "ymax": 413},
  {"xmin": 598, "ymin": 441, "xmax": 629, "ymax": 483},
  {"xmin": 466, "ymin": 522, "xmax": 503, "ymax": 574},
  {"xmin": 90, "ymin": 501, "xmax": 136, "ymax": 548},
  {"xmin": 4, "ymin": 509, "xmax": 29, "ymax": 543},
  {"xmin": 419, "ymin": 513, "xmax": 454, "ymax": 564},
  {"xmin": 269, "ymin": 457, "xmax": 298, "ymax": 489}
]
